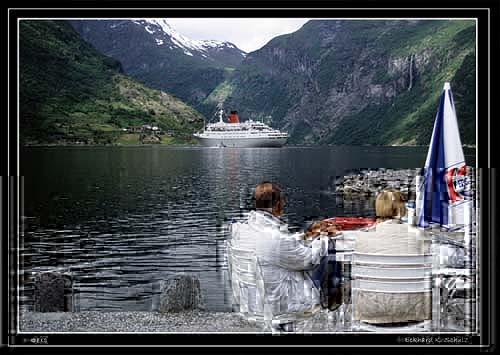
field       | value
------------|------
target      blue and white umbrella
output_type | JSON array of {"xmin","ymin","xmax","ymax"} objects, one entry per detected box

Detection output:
[{"xmin": 416, "ymin": 82, "xmax": 472, "ymax": 230}]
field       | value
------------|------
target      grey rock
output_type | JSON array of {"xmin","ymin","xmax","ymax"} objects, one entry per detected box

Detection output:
[
  {"xmin": 339, "ymin": 168, "xmax": 419, "ymax": 200},
  {"xmin": 159, "ymin": 274, "xmax": 204, "ymax": 313},
  {"xmin": 33, "ymin": 272, "xmax": 73, "ymax": 312}
]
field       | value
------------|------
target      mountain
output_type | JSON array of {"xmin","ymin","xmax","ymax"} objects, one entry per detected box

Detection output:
[
  {"xmin": 222, "ymin": 20, "xmax": 476, "ymax": 146},
  {"xmin": 23, "ymin": 19, "xmax": 476, "ymax": 147},
  {"xmin": 70, "ymin": 19, "xmax": 246, "ymax": 116},
  {"xmin": 20, "ymin": 20, "xmax": 204, "ymax": 145}
]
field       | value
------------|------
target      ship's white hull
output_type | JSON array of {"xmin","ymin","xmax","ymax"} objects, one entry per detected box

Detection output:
[{"xmin": 196, "ymin": 136, "xmax": 287, "ymax": 148}]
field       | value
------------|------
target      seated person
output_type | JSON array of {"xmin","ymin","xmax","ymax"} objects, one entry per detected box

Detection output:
[
  {"xmin": 375, "ymin": 188, "xmax": 407, "ymax": 225},
  {"xmin": 353, "ymin": 188, "xmax": 432, "ymax": 325},
  {"xmin": 230, "ymin": 181, "xmax": 336, "ymax": 332}
]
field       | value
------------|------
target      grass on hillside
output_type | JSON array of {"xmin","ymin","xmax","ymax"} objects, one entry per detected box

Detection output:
[{"xmin": 20, "ymin": 20, "xmax": 204, "ymax": 146}]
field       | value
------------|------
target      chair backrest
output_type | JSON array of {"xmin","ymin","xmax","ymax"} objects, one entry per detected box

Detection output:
[
  {"xmin": 352, "ymin": 227, "xmax": 433, "ymax": 326},
  {"xmin": 226, "ymin": 238, "xmax": 302, "ymax": 329},
  {"xmin": 352, "ymin": 255, "xmax": 432, "ymax": 292},
  {"xmin": 227, "ymin": 221, "xmax": 313, "ymax": 329},
  {"xmin": 226, "ymin": 239, "xmax": 265, "ymax": 320}
]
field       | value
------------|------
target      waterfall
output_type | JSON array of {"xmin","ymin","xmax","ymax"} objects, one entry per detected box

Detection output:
[{"xmin": 408, "ymin": 54, "xmax": 414, "ymax": 91}]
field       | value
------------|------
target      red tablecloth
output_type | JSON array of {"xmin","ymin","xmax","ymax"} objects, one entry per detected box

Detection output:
[{"xmin": 322, "ymin": 217, "xmax": 377, "ymax": 231}]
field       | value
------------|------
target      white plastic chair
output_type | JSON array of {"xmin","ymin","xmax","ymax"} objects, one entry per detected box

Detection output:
[
  {"xmin": 226, "ymin": 238, "xmax": 320, "ymax": 332},
  {"xmin": 226, "ymin": 240, "xmax": 264, "ymax": 322},
  {"xmin": 351, "ymin": 252, "xmax": 433, "ymax": 332},
  {"xmin": 436, "ymin": 267, "xmax": 476, "ymax": 332}
]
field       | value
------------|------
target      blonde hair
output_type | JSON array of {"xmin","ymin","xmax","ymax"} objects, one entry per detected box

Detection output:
[{"xmin": 375, "ymin": 189, "xmax": 407, "ymax": 220}]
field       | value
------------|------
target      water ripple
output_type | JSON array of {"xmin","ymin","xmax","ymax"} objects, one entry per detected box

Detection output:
[{"xmin": 20, "ymin": 146, "xmax": 441, "ymax": 311}]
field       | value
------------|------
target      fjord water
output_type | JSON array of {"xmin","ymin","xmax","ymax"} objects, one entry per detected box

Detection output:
[{"xmin": 20, "ymin": 146, "xmax": 475, "ymax": 312}]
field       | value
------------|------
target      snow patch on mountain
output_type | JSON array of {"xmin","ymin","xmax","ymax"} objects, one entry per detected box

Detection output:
[{"xmin": 132, "ymin": 18, "xmax": 245, "ymax": 57}]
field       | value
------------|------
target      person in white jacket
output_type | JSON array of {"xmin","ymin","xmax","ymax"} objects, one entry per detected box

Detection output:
[{"xmin": 230, "ymin": 181, "xmax": 336, "ymax": 332}]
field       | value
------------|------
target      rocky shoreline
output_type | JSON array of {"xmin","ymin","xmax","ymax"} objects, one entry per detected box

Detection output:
[{"xmin": 336, "ymin": 168, "xmax": 420, "ymax": 200}]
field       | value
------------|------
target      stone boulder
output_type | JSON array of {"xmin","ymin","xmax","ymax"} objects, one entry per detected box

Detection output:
[
  {"xmin": 33, "ymin": 271, "xmax": 73, "ymax": 312},
  {"xmin": 159, "ymin": 274, "xmax": 204, "ymax": 313}
]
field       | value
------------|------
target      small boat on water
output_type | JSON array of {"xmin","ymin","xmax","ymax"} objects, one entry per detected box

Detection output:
[{"xmin": 194, "ymin": 110, "xmax": 288, "ymax": 148}]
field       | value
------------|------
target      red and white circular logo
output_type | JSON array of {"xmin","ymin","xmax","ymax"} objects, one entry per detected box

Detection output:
[{"xmin": 446, "ymin": 165, "xmax": 471, "ymax": 203}]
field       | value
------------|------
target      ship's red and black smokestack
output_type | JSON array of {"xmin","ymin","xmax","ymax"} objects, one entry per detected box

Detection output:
[{"xmin": 228, "ymin": 110, "xmax": 240, "ymax": 124}]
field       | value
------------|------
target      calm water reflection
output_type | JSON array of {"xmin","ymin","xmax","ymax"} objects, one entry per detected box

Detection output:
[{"xmin": 20, "ymin": 145, "xmax": 475, "ymax": 311}]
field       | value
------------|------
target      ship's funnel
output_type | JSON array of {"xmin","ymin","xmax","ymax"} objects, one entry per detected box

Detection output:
[{"xmin": 229, "ymin": 110, "xmax": 240, "ymax": 124}]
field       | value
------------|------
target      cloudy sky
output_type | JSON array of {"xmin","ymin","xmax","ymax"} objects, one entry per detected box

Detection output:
[{"xmin": 166, "ymin": 18, "xmax": 311, "ymax": 53}]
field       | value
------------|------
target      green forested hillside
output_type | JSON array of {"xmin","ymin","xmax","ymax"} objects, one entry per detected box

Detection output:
[
  {"xmin": 20, "ymin": 20, "xmax": 203, "ymax": 145},
  {"xmin": 70, "ymin": 20, "xmax": 246, "ymax": 118}
]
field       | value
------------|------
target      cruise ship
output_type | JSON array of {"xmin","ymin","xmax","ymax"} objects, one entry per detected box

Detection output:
[{"xmin": 194, "ymin": 110, "xmax": 288, "ymax": 148}]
